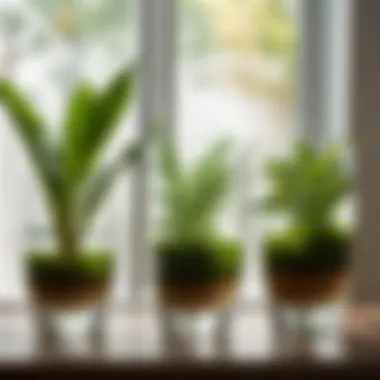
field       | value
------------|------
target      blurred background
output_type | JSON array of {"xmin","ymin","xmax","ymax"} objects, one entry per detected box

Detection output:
[
  {"xmin": 0, "ymin": 0, "xmax": 304, "ymax": 303},
  {"xmin": 0, "ymin": 0, "xmax": 354, "ymax": 360}
]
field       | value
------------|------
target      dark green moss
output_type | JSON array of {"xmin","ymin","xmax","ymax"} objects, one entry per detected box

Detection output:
[
  {"xmin": 26, "ymin": 250, "xmax": 115, "ymax": 286},
  {"xmin": 157, "ymin": 238, "xmax": 242, "ymax": 286},
  {"xmin": 264, "ymin": 226, "xmax": 352, "ymax": 274}
]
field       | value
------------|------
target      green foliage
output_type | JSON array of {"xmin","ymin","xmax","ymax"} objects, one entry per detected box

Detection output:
[
  {"xmin": 78, "ymin": 141, "xmax": 143, "ymax": 236},
  {"xmin": 159, "ymin": 139, "xmax": 233, "ymax": 243},
  {"xmin": 157, "ymin": 139, "xmax": 242, "ymax": 285},
  {"xmin": 0, "ymin": 67, "xmax": 147, "ymax": 257},
  {"xmin": 62, "ymin": 69, "xmax": 135, "ymax": 186},
  {"xmin": 260, "ymin": 141, "xmax": 352, "ymax": 273},
  {"xmin": 27, "ymin": 250, "xmax": 114, "ymax": 285},
  {"xmin": 264, "ymin": 225, "xmax": 352, "ymax": 274},
  {"xmin": 260, "ymin": 141, "xmax": 350, "ymax": 233},
  {"xmin": 0, "ymin": 80, "xmax": 62, "ymax": 210},
  {"xmin": 157, "ymin": 238, "xmax": 242, "ymax": 286}
]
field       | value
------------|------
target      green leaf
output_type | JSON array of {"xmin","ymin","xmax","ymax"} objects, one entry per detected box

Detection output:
[
  {"xmin": 188, "ymin": 140, "xmax": 231, "ymax": 229},
  {"xmin": 0, "ymin": 79, "xmax": 62, "ymax": 206},
  {"xmin": 158, "ymin": 140, "xmax": 190, "ymax": 239},
  {"xmin": 75, "ymin": 67, "xmax": 135, "ymax": 183},
  {"xmin": 1, "ymin": 67, "xmax": 139, "ymax": 256},
  {"xmin": 260, "ymin": 140, "xmax": 350, "ymax": 231},
  {"xmin": 159, "ymin": 138, "xmax": 233, "ymax": 242},
  {"xmin": 62, "ymin": 82, "xmax": 96, "ymax": 185},
  {"xmin": 78, "ymin": 139, "xmax": 145, "ymax": 234}
]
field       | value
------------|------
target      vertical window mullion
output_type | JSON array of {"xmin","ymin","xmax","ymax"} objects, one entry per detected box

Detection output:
[
  {"xmin": 299, "ymin": 0, "xmax": 332, "ymax": 147},
  {"xmin": 129, "ymin": 0, "xmax": 176, "ymax": 306},
  {"xmin": 299, "ymin": 0, "xmax": 352, "ymax": 147},
  {"xmin": 155, "ymin": 0, "xmax": 177, "ymax": 141}
]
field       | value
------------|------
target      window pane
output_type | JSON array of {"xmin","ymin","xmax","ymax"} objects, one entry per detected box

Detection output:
[
  {"xmin": 178, "ymin": 0, "xmax": 299, "ymax": 301},
  {"xmin": 0, "ymin": 0, "xmax": 137, "ymax": 301}
]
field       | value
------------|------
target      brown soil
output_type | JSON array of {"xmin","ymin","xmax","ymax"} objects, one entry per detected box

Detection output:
[
  {"xmin": 159, "ymin": 280, "xmax": 238, "ymax": 311},
  {"xmin": 268, "ymin": 271, "xmax": 348, "ymax": 306},
  {"xmin": 30, "ymin": 281, "xmax": 110, "ymax": 311}
]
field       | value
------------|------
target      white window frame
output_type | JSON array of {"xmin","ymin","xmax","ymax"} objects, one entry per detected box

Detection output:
[
  {"xmin": 128, "ymin": 0, "xmax": 177, "ymax": 306},
  {"xmin": 299, "ymin": 0, "xmax": 352, "ymax": 146}
]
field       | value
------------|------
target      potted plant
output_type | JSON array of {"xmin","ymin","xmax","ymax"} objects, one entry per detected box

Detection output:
[
  {"xmin": 0, "ymin": 68, "xmax": 147, "ymax": 323},
  {"xmin": 156, "ymin": 140, "xmax": 242, "ymax": 314},
  {"xmin": 260, "ymin": 142, "xmax": 352, "ymax": 310}
]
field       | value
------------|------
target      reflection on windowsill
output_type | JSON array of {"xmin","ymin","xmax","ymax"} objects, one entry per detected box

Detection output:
[{"xmin": 0, "ymin": 305, "xmax": 349, "ymax": 362}]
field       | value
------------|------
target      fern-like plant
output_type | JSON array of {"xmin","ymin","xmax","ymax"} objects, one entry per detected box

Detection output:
[
  {"xmin": 157, "ymin": 139, "xmax": 241, "ymax": 286},
  {"xmin": 159, "ymin": 139, "xmax": 232, "ymax": 242},
  {"xmin": 260, "ymin": 141, "xmax": 352, "ymax": 273},
  {"xmin": 262, "ymin": 142, "xmax": 350, "ymax": 231},
  {"xmin": 0, "ymin": 67, "xmax": 147, "ymax": 259}
]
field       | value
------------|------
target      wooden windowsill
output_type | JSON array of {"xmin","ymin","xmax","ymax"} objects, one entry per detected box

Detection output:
[{"xmin": 0, "ymin": 305, "xmax": 377, "ymax": 376}]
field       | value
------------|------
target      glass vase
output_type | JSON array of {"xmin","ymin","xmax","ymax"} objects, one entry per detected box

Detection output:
[
  {"xmin": 268, "ymin": 271, "xmax": 349, "ymax": 359},
  {"xmin": 25, "ymin": 221, "xmax": 113, "ymax": 357}
]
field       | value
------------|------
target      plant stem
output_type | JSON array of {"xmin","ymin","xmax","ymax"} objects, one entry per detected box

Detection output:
[
  {"xmin": 60, "ymin": 227, "xmax": 78, "ymax": 258},
  {"xmin": 55, "ymin": 210, "xmax": 79, "ymax": 259}
]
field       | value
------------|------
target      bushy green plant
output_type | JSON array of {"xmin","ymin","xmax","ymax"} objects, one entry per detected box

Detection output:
[
  {"xmin": 264, "ymin": 225, "xmax": 351, "ymax": 274},
  {"xmin": 260, "ymin": 141, "xmax": 352, "ymax": 273},
  {"xmin": 27, "ymin": 250, "xmax": 114, "ymax": 285},
  {"xmin": 157, "ymin": 140, "xmax": 242, "ymax": 285},
  {"xmin": 157, "ymin": 238, "xmax": 241, "ymax": 286},
  {"xmin": 0, "ymin": 67, "xmax": 148, "ymax": 261}
]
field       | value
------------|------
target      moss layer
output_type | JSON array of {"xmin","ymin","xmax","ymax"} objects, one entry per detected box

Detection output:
[
  {"xmin": 157, "ymin": 238, "xmax": 242, "ymax": 286},
  {"xmin": 27, "ymin": 250, "xmax": 114, "ymax": 286},
  {"xmin": 264, "ymin": 226, "xmax": 351, "ymax": 274}
]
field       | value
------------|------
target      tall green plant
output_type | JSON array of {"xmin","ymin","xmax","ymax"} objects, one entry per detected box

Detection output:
[
  {"xmin": 0, "ymin": 67, "xmax": 147, "ymax": 257},
  {"xmin": 260, "ymin": 142, "xmax": 350, "ymax": 234},
  {"xmin": 159, "ymin": 139, "xmax": 233, "ymax": 244}
]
